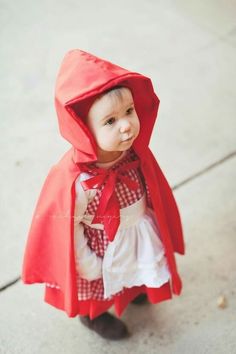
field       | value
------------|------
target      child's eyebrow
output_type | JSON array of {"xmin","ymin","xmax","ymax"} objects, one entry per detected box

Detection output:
[{"xmin": 101, "ymin": 101, "xmax": 134, "ymax": 121}]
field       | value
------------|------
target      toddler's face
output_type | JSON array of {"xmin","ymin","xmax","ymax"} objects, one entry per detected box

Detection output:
[{"xmin": 86, "ymin": 88, "xmax": 140, "ymax": 162}]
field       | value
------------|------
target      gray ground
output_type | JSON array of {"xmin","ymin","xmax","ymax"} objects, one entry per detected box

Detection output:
[{"xmin": 0, "ymin": 1, "xmax": 236, "ymax": 353}]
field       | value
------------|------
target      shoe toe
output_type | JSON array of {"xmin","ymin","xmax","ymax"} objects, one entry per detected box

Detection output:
[{"xmin": 80, "ymin": 312, "xmax": 130, "ymax": 340}]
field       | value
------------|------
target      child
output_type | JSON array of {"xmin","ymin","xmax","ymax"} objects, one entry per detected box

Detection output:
[{"xmin": 22, "ymin": 49, "xmax": 185, "ymax": 340}]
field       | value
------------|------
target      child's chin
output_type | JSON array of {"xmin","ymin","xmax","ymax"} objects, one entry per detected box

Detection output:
[
  {"xmin": 120, "ymin": 139, "xmax": 134, "ymax": 148},
  {"xmin": 120, "ymin": 144, "xmax": 132, "ymax": 151}
]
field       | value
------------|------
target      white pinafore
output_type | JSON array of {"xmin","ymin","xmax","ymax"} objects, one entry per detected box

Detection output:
[{"xmin": 80, "ymin": 192, "xmax": 170, "ymax": 299}]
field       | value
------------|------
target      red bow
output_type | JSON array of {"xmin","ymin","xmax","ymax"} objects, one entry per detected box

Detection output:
[{"xmin": 81, "ymin": 160, "xmax": 140, "ymax": 241}]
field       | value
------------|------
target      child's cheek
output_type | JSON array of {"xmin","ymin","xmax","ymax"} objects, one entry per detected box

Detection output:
[{"xmin": 97, "ymin": 131, "xmax": 108, "ymax": 149}]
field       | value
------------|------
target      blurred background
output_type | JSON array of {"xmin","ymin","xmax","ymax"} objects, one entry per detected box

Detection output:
[{"xmin": 0, "ymin": 1, "xmax": 236, "ymax": 353}]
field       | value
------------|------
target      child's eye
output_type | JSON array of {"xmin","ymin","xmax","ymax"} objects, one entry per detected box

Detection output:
[
  {"xmin": 126, "ymin": 107, "xmax": 134, "ymax": 115},
  {"xmin": 105, "ymin": 117, "xmax": 115, "ymax": 126}
]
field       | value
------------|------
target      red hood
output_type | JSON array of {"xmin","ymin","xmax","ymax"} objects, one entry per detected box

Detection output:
[{"xmin": 55, "ymin": 49, "xmax": 160, "ymax": 163}]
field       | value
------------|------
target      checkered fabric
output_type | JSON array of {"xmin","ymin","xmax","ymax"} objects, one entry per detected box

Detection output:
[{"xmin": 76, "ymin": 148, "xmax": 153, "ymax": 300}]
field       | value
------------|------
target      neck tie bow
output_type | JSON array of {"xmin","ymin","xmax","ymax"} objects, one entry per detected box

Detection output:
[{"xmin": 81, "ymin": 160, "xmax": 140, "ymax": 242}]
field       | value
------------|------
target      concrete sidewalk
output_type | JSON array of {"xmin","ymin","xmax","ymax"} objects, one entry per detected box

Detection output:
[{"xmin": 1, "ymin": 1, "xmax": 236, "ymax": 353}]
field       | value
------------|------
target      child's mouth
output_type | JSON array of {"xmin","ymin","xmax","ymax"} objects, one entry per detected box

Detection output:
[{"xmin": 121, "ymin": 135, "xmax": 133, "ymax": 143}]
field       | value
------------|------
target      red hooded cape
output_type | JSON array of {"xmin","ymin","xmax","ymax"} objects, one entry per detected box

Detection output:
[{"xmin": 22, "ymin": 49, "xmax": 185, "ymax": 318}]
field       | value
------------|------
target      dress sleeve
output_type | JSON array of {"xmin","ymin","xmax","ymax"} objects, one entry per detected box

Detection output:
[{"xmin": 74, "ymin": 173, "xmax": 102, "ymax": 281}]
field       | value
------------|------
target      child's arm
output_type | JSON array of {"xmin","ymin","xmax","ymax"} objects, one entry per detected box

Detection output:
[
  {"xmin": 74, "ymin": 173, "xmax": 102, "ymax": 281},
  {"xmin": 74, "ymin": 222, "xmax": 102, "ymax": 281}
]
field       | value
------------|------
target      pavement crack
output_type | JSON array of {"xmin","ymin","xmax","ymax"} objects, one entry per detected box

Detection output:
[
  {"xmin": 172, "ymin": 151, "xmax": 236, "ymax": 190},
  {"xmin": 0, "ymin": 276, "xmax": 21, "ymax": 292}
]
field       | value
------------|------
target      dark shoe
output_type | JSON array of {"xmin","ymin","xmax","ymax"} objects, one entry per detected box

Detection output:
[
  {"xmin": 79, "ymin": 312, "xmax": 130, "ymax": 340},
  {"xmin": 131, "ymin": 293, "xmax": 148, "ymax": 304}
]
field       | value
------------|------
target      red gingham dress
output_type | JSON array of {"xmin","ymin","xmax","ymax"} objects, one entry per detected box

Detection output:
[{"xmin": 76, "ymin": 148, "xmax": 156, "ymax": 300}]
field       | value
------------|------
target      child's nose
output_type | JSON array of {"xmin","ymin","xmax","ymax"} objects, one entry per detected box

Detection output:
[{"xmin": 119, "ymin": 119, "xmax": 131, "ymax": 133}]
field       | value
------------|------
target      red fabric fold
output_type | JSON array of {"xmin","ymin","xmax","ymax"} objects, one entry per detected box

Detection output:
[
  {"xmin": 81, "ymin": 160, "xmax": 140, "ymax": 241},
  {"xmin": 44, "ymin": 282, "xmax": 172, "ymax": 320}
]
